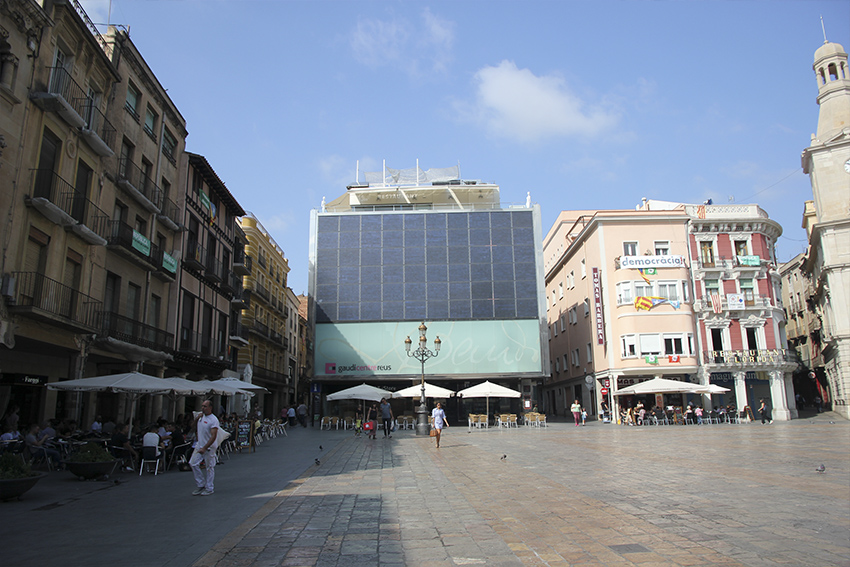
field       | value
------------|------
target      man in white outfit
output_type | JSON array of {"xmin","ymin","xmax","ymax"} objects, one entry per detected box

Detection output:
[{"xmin": 190, "ymin": 400, "xmax": 220, "ymax": 496}]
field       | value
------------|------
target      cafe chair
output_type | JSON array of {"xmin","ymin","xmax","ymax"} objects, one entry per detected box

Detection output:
[
  {"xmin": 139, "ymin": 446, "xmax": 161, "ymax": 476},
  {"xmin": 320, "ymin": 416, "xmax": 331, "ymax": 430},
  {"xmin": 167, "ymin": 442, "xmax": 192, "ymax": 470}
]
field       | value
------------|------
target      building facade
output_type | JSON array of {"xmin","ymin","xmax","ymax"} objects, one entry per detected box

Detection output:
[
  {"xmin": 309, "ymin": 166, "xmax": 548, "ymax": 420},
  {"xmin": 543, "ymin": 209, "xmax": 697, "ymax": 418},
  {"xmin": 799, "ymin": 40, "xmax": 850, "ymax": 420},
  {"xmin": 237, "ymin": 213, "xmax": 295, "ymax": 417}
]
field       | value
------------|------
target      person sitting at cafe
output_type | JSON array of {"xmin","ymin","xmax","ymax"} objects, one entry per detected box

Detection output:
[
  {"xmin": 111, "ymin": 423, "xmax": 138, "ymax": 471},
  {"xmin": 143, "ymin": 424, "xmax": 164, "ymax": 458},
  {"xmin": 164, "ymin": 422, "xmax": 189, "ymax": 464},
  {"xmin": 683, "ymin": 405, "xmax": 695, "ymax": 424},
  {"xmin": 26, "ymin": 424, "xmax": 61, "ymax": 469},
  {"xmin": 102, "ymin": 418, "xmax": 116, "ymax": 435},
  {"xmin": 90, "ymin": 415, "xmax": 103, "ymax": 434},
  {"xmin": 1, "ymin": 424, "xmax": 21, "ymax": 441},
  {"xmin": 39, "ymin": 419, "xmax": 57, "ymax": 441}
]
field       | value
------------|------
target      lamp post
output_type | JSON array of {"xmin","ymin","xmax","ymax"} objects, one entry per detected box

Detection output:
[{"xmin": 404, "ymin": 322, "xmax": 441, "ymax": 436}]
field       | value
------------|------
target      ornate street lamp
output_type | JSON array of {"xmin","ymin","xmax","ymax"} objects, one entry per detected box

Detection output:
[{"xmin": 404, "ymin": 322, "xmax": 441, "ymax": 436}]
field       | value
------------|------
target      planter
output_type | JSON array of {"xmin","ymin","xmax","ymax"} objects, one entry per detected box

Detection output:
[
  {"xmin": 63, "ymin": 459, "xmax": 120, "ymax": 480},
  {"xmin": 0, "ymin": 472, "xmax": 47, "ymax": 501}
]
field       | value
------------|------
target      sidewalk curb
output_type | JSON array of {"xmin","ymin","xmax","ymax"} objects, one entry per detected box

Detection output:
[{"xmin": 192, "ymin": 437, "xmax": 348, "ymax": 567}]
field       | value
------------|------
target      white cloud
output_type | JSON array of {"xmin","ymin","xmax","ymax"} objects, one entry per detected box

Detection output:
[
  {"xmin": 457, "ymin": 61, "xmax": 621, "ymax": 144},
  {"xmin": 349, "ymin": 9, "xmax": 454, "ymax": 78}
]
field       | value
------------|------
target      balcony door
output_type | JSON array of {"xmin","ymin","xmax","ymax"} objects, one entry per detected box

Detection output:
[
  {"xmin": 711, "ymin": 328, "xmax": 724, "ymax": 363},
  {"xmin": 33, "ymin": 129, "xmax": 61, "ymax": 199},
  {"xmin": 72, "ymin": 159, "xmax": 93, "ymax": 223}
]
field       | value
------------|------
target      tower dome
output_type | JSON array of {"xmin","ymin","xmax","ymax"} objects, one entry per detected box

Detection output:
[{"xmin": 812, "ymin": 41, "xmax": 850, "ymax": 140}]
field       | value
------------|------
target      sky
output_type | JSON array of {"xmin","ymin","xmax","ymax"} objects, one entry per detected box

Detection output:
[{"xmin": 78, "ymin": 0, "xmax": 850, "ymax": 295}]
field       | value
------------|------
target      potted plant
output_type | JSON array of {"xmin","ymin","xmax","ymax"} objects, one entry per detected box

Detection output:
[
  {"xmin": 0, "ymin": 453, "xmax": 46, "ymax": 501},
  {"xmin": 64, "ymin": 442, "xmax": 120, "ymax": 480}
]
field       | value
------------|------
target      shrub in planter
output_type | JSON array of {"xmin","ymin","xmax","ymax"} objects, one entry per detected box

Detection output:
[
  {"xmin": 64, "ymin": 442, "xmax": 119, "ymax": 480},
  {"xmin": 0, "ymin": 453, "xmax": 45, "ymax": 501}
]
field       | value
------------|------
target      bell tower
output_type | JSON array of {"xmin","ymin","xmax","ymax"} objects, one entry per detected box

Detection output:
[{"xmin": 813, "ymin": 41, "xmax": 850, "ymax": 141}]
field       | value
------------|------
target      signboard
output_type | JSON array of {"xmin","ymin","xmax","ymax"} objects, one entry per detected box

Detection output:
[
  {"xmin": 619, "ymin": 255, "xmax": 686, "ymax": 269},
  {"xmin": 315, "ymin": 319, "xmax": 543, "ymax": 377},
  {"xmin": 592, "ymin": 267, "xmax": 605, "ymax": 345},
  {"xmin": 132, "ymin": 230, "xmax": 151, "ymax": 255},
  {"xmin": 161, "ymin": 251, "xmax": 178, "ymax": 274},
  {"xmin": 737, "ymin": 255, "xmax": 761, "ymax": 267},
  {"xmin": 236, "ymin": 419, "xmax": 254, "ymax": 452},
  {"xmin": 311, "ymin": 383, "xmax": 322, "ymax": 393},
  {"xmin": 0, "ymin": 374, "xmax": 48, "ymax": 386},
  {"xmin": 727, "ymin": 293, "xmax": 745, "ymax": 309}
]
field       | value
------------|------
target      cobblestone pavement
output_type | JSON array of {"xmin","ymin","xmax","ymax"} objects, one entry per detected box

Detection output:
[{"xmin": 194, "ymin": 413, "xmax": 850, "ymax": 567}]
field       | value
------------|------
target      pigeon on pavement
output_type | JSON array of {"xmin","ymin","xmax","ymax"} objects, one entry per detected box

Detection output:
[
  {"xmin": 816, "ymin": 464, "xmax": 826, "ymax": 473},
  {"xmin": 315, "ymin": 459, "xmax": 321, "ymax": 466},
  {"xmin": 501, "ymin": 454, "xmax": 507, "ymax": 461}
]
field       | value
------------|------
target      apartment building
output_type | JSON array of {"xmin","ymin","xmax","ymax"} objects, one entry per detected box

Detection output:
[
  {"xmin": 799, "ymin": 40, "xmax": 850, "ymax": 419},
  {"xmin": 237, "ymin": 213, "xmax": 295, "ymax": 416},
  {"xmin": 169, "ymin": 153, "xmax": 246, "ymax": 416},
  {"xmin": 543, "ymin": 209, "xmax": 697, "ymax": 418}
]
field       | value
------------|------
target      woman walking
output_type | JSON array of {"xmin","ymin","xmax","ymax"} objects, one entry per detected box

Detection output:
[
  {"xmin": 430, "ymin": 402, "xmax": 449, "ymax": 448},
  {"xmin": 571, "ymin": 399, "xmax": 581, "ymax": 427},
  {"xmin": 758, "ymin": 399, "xmax": 772, "ymax": 424}
]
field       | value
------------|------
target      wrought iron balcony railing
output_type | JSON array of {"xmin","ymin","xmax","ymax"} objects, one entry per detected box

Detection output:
[
  {"xmin": 117, "ymin": 158, "xmax": 162, "ymax": 211},
  {"xmin": 701, "ymin": 349, "xmax": 800, "ymax": 367},
  {"xmin": 7, "ymin": 271, "xmax": 101, "ymax": 331},
  {"xmin": 28, "ymin": 169, "xmax": 110, "ymax": 242},
  {"xmin": 102, "ymin": 312, "xmax": 173, "ymax": 353}
]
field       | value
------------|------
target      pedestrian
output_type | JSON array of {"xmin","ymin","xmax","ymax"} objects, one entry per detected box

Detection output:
[
  {"xmin": 379, "ymin": 398, "xmax": 394, "ymax": 438},
  {"xmin": 601, "ymin": 400, "xmax": 610, "ymax": 422},
  {"xmin": 366, "ymin": 403, "xmax": 378, "ymax": 439},
  {"xmin": 354, "ymin": 409, "xmax": 363, "ymax": 437},
  {"xmin": 581, "ymin": 407, "xmax": 588, "ymax": 425},
  {"xmin": 570, "ymin": 399, "xmax": 581, "ymax": 426},
  {"xmin": 297, "ymin": 401, "xmax": 308, "ymax": 427},
  {"xmin": 287, "ymin": 405, "xmax": 296, "ymax": 427},
  {"xmin": 430, "ymin": 401, "xmax": 449, "ymax": 448},
  {"xmin": 190, "ymin": 400, "xmax": 220, "ymax": 496},
  {"xmin": 758, "ymin": 399, "xmax": 772, "ymax": 424},
  {"xmin": 814, "ymin": 395, "xmax": 823, "ymax": 413}
]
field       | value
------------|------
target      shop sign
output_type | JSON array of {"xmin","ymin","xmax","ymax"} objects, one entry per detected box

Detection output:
[
  {"xmin": 592, "ymin": 267, "xmax": 604, "ymax": 345},
  {"xmin": 619, "ymin": 255, "xmax": 686, "ymax": 269},
  {"xmin": 737, "ymin": 255, "xmax": 761, "ymax": 267},
  {"xmin": 0, "ymin": 373, "xmax": 48, "ymax": 386}
]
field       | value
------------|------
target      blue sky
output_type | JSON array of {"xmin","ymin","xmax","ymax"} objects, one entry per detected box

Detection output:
[{"xmin": 79, "ymin": 0, "xmax": 850, "ymax": 294}]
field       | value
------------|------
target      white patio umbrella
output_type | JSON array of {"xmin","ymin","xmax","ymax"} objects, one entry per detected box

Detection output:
[
  {"xmin": 694, "ymin": 383, "xmax": 731, "ymax": 395},
  {"xmin": 48, "ymin": 372, "xmax": 185, "ymax": 436},
  {"xmin": 456, "ymin": 380, "xmax": 521, "ymax": 417},
  {"xmin": 392, "ymin": 382, "xmax": 455, "ymax": 399},
  {"xmin": 613, "ymin": 377, "xmax": 703, "ymax": 396},
  {"xmin": 162, "ymin": 377, "xmax": 219, "ymax": 396},
  {"xmin": 194, "ymin": 380, "xmax": 255, "ymax": 397},
  {"xmin": 326, "ymin": 383, "xmax": 393, "ymax": 402},
  {"xmin": 210, "ymin": 377, "xmax": 269, "ymax": 393}
]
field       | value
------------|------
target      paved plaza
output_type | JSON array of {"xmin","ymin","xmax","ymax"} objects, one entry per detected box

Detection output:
[{"xmin": 1, "ymin": 413, "xmax": 848, "ymax": 567}]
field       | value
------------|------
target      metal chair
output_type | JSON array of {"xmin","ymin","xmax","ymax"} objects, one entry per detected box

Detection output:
[{"xmin": 139, "ymin": 446, "xmax": 161, "ymax": 476}]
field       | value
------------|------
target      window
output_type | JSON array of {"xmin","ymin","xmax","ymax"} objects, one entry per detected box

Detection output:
[
  {"xmin": 162, "ymin": 128, "xmax": 176, "ymax": 163},
  {"xmin": 551, "ymin": 289, "xmax": 556, "ymax": 306},
  {"xmin": 740, "ymin": 278, "xmax": 755, "ymax": 305},
  {"xmin": 704, "ymin": 279, "xmax": 719, "ymax": 295},
  {"xmin": 616, "ymin": 281, "xmax": 633, "ymax": 304},
  {"xmin": 560, "ymin": 314, "xmax": 565, "ymax": 333},
  {"xmin": 621, "ymin": 334, "xmax": 637, "ymax": 357},
  {"xmin": 580, "ymin": 258, "xmax": 586, "ymax": 279},
  {"xmin": 583, "ymin": 298, "xmax": 590, "ymax": 316},
  {"xmin": 634, "ymin": 281, "xmax": 652, "ymax": 298},
  {"xmin": 664, "ymin": 335, "xmax": 684, "ymax": 355},
  {"xmin": 119, "ymin": 139, "xmax": 133, "ymax": 177},
  {"xmin": 700, "ymin": 241, "xmax": 715, "ymax": 267},
  {"xmin": 639, "ymin": 334, "xmax": 662, "ymax": 355},
  {"xmin": 144, "ymin": 106, "xmax": 157, "ymax": 140},
  {"xmin": 569, "ymin": 307, "xmax": 577, "ymax": 324},
  {"xmin": 623, "ymin": 241, "xmax": 638, "ymax": 256},
  {"xmin": 127, "ymin": 283, "xmax": 141, "ymax": 320},
  {"xmin": 125, "ymin": 82, "xmax": 140, "ymax": 119},
  {"xmin": 569, "ymin": 271, "xmax": 575, "ymax": 289},
  {"xmin": 558, "ymin": 282, "xmax": 563, "ymax": 299},
  {"xmin": 586, "ymin": 343, "xmax": 593, "ymax": 362},
  {"xmin": 656, "ymin": 281, "xmax": 678, "ymax": 301},
  {"xmin": 734, "ymin": 240, "xmax": 748, "ymax": 256},
  {"xmin": 654, "ymin": 241, "xmax": 670, "ymax": 255},
  {"xmin": 192, "ymin": 169, "xmax": 203, "ymax": 196},
  {"xmin": 0, "ymin": 39, "xmax": 19, "ymax": 91},
  {"xmin": 555, "ymin": 358, "xmax": 559, "ymax": 373}
]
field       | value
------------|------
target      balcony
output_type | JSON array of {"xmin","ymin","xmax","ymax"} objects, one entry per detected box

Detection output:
[
  {"xmin": 220, "ymin": 269, "xmax": 236, "ymax": 294},
  {"xmin": 30, "ymin": 66, "xmax": 87, "ymax": 129},
  {"xmin": 184, "ymin": 239, "xmax": 205, "ymax": 272},
  {"xmin": 270, "ymin": 330, "xmax": 284, "ymax": 346},
  {"xmin": 204, "ymin": 255, "xmax": 223, "ymax": 284},
  {"xmin": 229, "ymin": 323, "xmax": 250, "ymax": 345},
  {"xmin": 257, "ymin": 254, "xmax": 267, "ymax": 269},
  {"xmin": 26, "ymin": 169, "xmax": 110, "ymax": 245},
  {"xmin": 701, "ymin": 349, "xmax": 800, "ymax": 370},
  {"xmin": 250, "ymin": 320, "xmax": 269, "ymax": 338},
  {"xmin": 102, "ymin": 312, "xmax": 173, "ymax": 354},
  {"xmin": 179, "ymin": 328, "xmax": 226, "ymax": 361},
  {"xmin": 157, "ymin": 196, "xmax": 181, "ymax": 231},
  {"xmin": 4, "ymin": 271, "xmax": 101, "ymax": 332},
  {"xmin": 231, "ymin": 287, "xmax": 251, "ymax": 310},
  {"xmin": 694, "ymin": 294, "xmax": 776, "ymax": 313},
  {"xmin": 79, "ymin": 100, "xmax": 115, "ymax": 157},
  {"xmin": 254, "ymin": 281, "xmax": 270, "ymax": 302},
  {"xmin": 117, "ymin": 159, "xmax": 161, "ymax": 213},
  {"xmin": 106, "ymin": 220, "xmax": 156, "ymax": 269},
  {"xmin": 151, "ymin": 245, "xmax": 178, "ymax": 282},
  {"xmin": 232, "ymin": 249, "xmax": 252, "ymax": 276},
  {"xmin": 253, "ymin": 365, "xmax": 288, "ymax": 385}
]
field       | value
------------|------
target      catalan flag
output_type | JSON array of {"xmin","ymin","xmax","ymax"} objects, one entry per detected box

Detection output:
[
  {"xmin": 634, "ymin": 296, "xmax": 653, "ymax": 311},
  {"xmin": 638, "ymin": 268, "xmax": 651, "ymax": 284}
]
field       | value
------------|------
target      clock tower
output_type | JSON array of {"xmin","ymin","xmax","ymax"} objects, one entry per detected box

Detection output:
[{"xmin": 800, "ymin": 40, "xmax": 850, "ymax": 420}]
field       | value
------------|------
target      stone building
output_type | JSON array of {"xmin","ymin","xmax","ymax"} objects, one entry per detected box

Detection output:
[{"xmin": 799, "ymin": 40, "xmax": 850, "ymax": 420}]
